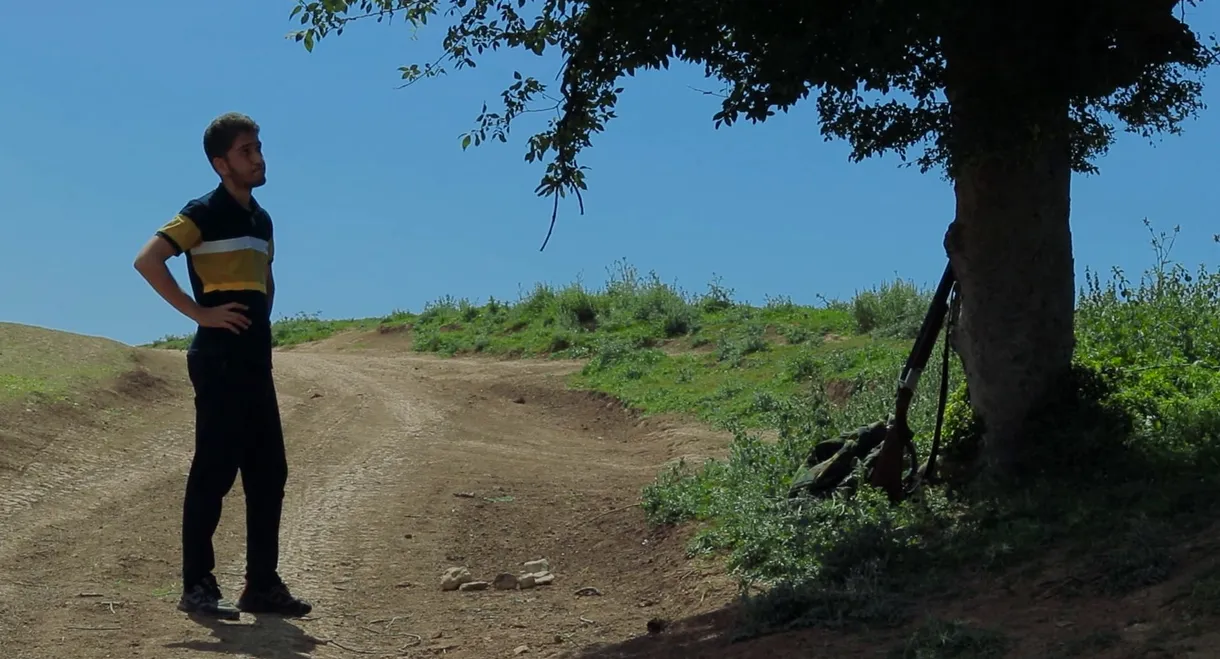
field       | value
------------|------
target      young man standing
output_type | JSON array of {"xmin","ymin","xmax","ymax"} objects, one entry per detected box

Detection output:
[{"xmin": 133, "ymin": 112, "xmax": 311, "ymax": 619}]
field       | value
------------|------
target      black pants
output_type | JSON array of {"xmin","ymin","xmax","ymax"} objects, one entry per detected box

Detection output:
[{"xmin": 182, "ymin": 354, "xmax": 287, "ymax": 590}]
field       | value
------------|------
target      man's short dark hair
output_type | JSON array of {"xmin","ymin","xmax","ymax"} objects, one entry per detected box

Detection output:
[{"xmin": 203, "ymin": 112, "xmax": 260, "ymax": 162}]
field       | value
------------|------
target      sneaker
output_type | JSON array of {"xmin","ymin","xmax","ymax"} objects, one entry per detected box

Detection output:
[
  {"xmin": 177, "ymin": 575, "xmax": 240, "ymax": 620},
  {"xmin": 236, "ymin": 577, "xmax": 313, "ymax": 617}
]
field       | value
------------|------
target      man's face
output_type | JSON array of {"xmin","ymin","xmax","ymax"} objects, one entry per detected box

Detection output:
[{"xmin": 213, "ymin": 131, "xmax": 266, "ymax": 189}]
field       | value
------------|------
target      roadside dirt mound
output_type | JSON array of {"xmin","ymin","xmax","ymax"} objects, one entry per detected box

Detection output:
[{"xmin": 0, "ymin": 323, "xmax": 183, "ymax": 487}]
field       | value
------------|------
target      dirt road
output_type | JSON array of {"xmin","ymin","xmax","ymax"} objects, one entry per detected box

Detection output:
[{"xmin": 0, "ymin": 337, "xmax": 741, "ymax": 659}]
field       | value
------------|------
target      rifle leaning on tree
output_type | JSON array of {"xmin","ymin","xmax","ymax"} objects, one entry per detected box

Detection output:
[
  {"xmin": 868, "ymin": 261, "xmax": 958, "ymax": 501},
  {"xmin": 786, "ymin": 262, "xmax": 958, "ymax": 502}
]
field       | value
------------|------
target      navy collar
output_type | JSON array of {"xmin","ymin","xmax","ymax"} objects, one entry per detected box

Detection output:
[{"xmin": 214, "ymin": 181, "xmax": 260, "ymax": 214}]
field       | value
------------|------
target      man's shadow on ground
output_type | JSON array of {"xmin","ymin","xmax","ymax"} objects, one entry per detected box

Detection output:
[{"xmin": 164, "ymin": 613, "xmax": 319, "ymax": 659}]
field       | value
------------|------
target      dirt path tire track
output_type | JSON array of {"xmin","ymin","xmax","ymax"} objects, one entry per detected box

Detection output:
[{"xmin": 0, "ymin": 344, "xmax": 733, "ymax": 659}]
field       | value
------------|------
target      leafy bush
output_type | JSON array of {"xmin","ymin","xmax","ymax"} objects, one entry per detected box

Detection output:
[
  {"xmin": 716, "ymin": 324, "xmax": 769, "ymax": 366},
  {"xmin": 393, "ymin": 259, "xmax": 709, "ymax": 357},
  {"xmin": 850, "ymin": 278, "xmax": 933, "ymax": 339}
]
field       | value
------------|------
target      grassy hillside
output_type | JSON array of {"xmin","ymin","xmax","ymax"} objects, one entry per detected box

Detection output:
[
  {"xmin": 147, "ymin": 228, "xmax": 1220, "ymax": 650},
  {"xmin": 0, "ymin": 322, "xmax": 138, "ymax": 403},
  {"xmin": 148, "ymin": 261, "xmax": 935, "ymax": 430}
]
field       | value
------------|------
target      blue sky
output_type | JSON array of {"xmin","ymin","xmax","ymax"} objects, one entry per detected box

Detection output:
[{"xmin": 2, "ymin": 2, "xmax": 1218, "ymax": 346}]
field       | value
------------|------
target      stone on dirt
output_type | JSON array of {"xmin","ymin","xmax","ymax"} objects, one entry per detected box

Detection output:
[
  {"xmin": 441, "ymin": 567, "xmax": 473, "ymax": 591},
  {"xmin": 523, "ymin": 558, "xmax": 550, "ymax": 573},
  {"xmin": 459, "ymin": 580, "xmax": 490, "ymax": 592},
  {"xmin": 514, "ymin": 645, "xmax": 530, "ymax": 655},
  {"xmin": 518, "ymin": 571, "xmax": 554, "ymax": 589},
  {"xmin": 493, "ymin": 573, "xmax": 520, "ymax": 590}
]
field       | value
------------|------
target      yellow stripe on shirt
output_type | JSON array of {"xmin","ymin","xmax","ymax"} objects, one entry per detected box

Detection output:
[
  {"xmin": 190, "ymin": 250, "xmax": 270, "ymax": 295},
  {"xmin": 158, "ymin": 214, "xmax": 203, "ymax": 252},
  {"xmin": 203, "ymin": 281, "xmax": 268, "ymax": 294}
]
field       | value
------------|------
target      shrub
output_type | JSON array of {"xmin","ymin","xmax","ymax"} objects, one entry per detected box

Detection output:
[{"xmin": 850, "ymin": 278, "xmax": 933, "ymax": 339}]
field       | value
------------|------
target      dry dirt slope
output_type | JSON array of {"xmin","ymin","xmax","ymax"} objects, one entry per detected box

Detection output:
[
  {"xmin": 0, "ymin": 324, "xmax": 757, "ymax": 659},
  {"xmin": 4, "ymin": 323, "xmax": 1220, "ymax": 659}
]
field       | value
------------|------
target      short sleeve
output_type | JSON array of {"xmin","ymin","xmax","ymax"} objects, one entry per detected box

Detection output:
[
  {"xmin": 156, "ymin": 201, "xmax": 204, "ymax": 255},
  {"xmin": 266, "ymin": 216, "xmax": 275, "ymax": 264}
]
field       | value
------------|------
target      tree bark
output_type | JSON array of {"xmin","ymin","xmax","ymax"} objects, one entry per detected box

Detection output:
[{"xmin": 943, "ymin": 114, "xmax": 1077, "ymax": 474}]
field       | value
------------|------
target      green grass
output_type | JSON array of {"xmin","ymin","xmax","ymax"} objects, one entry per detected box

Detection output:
[
  {"xmin": 0, "ymin": 322, "xmax": 137, "ymax": 403},
  {"xmin": 572, "ymin": 322, "xmax": 908, "ymax": 429},
  {"xmin": 144, "ymin": 223, "xmax": 1220, "ymax": 643},
  {"xmin": 887, "ymin": 619, "xmax": 1011, "ymax": 659}
]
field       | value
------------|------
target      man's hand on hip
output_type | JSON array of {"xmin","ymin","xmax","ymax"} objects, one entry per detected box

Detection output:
[{"xmin": 195, "ymin": 303, "xmax": 251, "ymax": 334}]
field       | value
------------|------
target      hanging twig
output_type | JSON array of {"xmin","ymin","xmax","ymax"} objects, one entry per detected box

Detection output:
[
  {"xmin": 540, "ymin": 194, "xmax": 560, "ymax": 252},
  {"xmin": 539, "ymin": 186, "xmax": 585, "ymax": 252}
]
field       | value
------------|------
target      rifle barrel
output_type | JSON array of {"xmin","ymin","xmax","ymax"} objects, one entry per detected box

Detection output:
[{"xmin": 896, "ymin": 262, "xmax": 955, "ymax": 394}]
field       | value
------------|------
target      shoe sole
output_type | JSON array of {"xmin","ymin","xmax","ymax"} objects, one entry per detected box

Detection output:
[
  {"xmin": 236, "ymin": 604, "xmax": 312, "ymax": 617},
  {"xmin": 178, "ymin": 603, "xmax": 241, "ymax": 621}
]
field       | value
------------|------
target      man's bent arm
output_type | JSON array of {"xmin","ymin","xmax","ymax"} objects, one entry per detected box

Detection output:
[
  {"xmin": 134, "ymin": 235, "xmax": 203, "ymax": 323},
  {"xmin": 266, "ymin": 264, "xmax": 275, "ymax": 318}
]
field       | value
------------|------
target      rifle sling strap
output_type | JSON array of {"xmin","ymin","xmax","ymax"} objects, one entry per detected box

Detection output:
[{"xmin": 923, "ymin": 285, "xmax": 957, "ymax": 484}]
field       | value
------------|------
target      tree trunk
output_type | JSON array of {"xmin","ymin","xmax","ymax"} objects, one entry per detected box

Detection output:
[{"xmin": 943, "ymin": 115, "xmax": 1077, "ymax": 475}]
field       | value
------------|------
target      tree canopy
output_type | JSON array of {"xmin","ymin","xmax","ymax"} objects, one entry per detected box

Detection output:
[
  {"xmin": 291, "ymin": 0, "xmax": 1217, "ymax": 242},
  {"xmin": 289, "ymin": 1, "xmax": 1219, "ymax": 479}
]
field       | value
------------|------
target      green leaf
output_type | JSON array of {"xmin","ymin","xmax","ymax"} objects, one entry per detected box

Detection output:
[{"xmin": 461, "ymin": 134, "xmax": 472, "ymax": 150}]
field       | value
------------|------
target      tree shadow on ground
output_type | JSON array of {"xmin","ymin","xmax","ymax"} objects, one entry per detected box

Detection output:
[
  {"xmin": 573, "ymin": 605, "xmax": 884, "ymax": 659},
  {"xmin": 164, "ymin": 614, "xmax": 319, "ymax": 659}
]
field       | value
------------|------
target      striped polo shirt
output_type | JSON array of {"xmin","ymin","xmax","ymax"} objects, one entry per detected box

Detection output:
[{"xmin": 156, "ymin": 183, "xmax": 276, "ymax": 365}]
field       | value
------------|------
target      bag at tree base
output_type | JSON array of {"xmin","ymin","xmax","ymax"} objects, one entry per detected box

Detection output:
[{"xmin": 787, "ymin": 420, "xmax": 892, "ymax": 499}]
